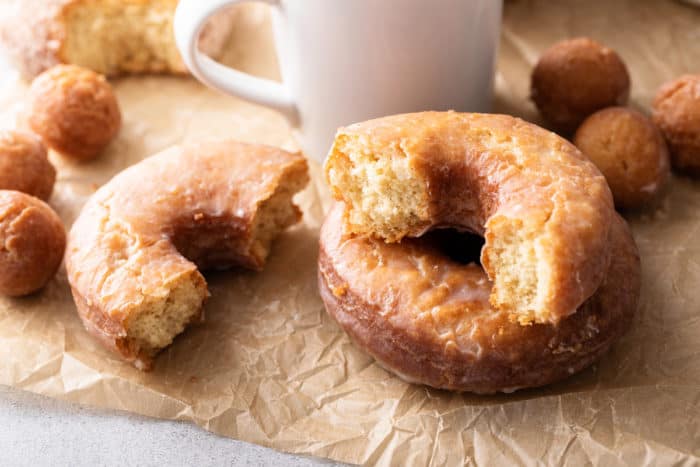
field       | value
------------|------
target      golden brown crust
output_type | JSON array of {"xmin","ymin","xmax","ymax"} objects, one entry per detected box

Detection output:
[
  {"xmin": 0, "ymin": 130, "xmax": 56, "ymax": 200},
  {"xmin": 0, "ymin": 0, "xmax": 235, "ymax": 78},
  {"xmin": 325, "ymin": 112, "xmax": 615, "ymax": 324},
  {"xmin": 531, "ymin": 38, "xmax": 630, "ymax": 133},
  {"xmin": 652, "ymin": 74, "xmax": 700, "ymax": 175},
  {"xmin": 574, "ymin": 107, "xmax": 670, "ymax": 209},
  {"xmin": 27, "ymin": 64, "xmax": 121, "ymax": 161},
  {"xmin": 65, "ymin": 140, "xmax": 308, "ymax": 366},
  {"xmin": 318, "ymin": 204, "xmax": 640, "ymax": 394},
  {"xmin": 0, "ymin": 190, "xmax": 66, "ymax": 297}
]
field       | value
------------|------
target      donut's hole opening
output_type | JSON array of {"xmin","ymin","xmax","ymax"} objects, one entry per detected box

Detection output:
[
  {"xmin": 169, "ymin": 163, "xmax": 307, "ymax": 271},
  {"xmin": 426, "ymin": 228, "xmax": 485, "ymax": 266}
]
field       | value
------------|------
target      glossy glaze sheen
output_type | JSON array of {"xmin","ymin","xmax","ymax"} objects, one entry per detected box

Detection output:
[
  {"xmin": 65, "ymin": 141, "xmax": 308, "ymax": 363},
  {"xmin": 326, "ymin": 112, "xmax": 615, "ymax": 323},
  {"xmin": 318, "ymin": 204, "xmax": 640, "ymax": 393}
]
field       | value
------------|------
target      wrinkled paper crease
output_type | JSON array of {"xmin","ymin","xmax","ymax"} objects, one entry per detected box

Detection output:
[{"xmin": 0, "ymin": 1, "xmax": 699, "ymax": 464}]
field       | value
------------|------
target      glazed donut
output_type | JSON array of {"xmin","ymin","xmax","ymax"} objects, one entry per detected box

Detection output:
[
  {"xmin": 66, "ymin": 141, "xmax": 309, "ymax": 369},
  {"xmin": 318, "ymin": 204, "xmax": 639, "ymax": 393},
  {"xmin": 325, "ymin": 112, "xmax": 615, "ymax": 324}
]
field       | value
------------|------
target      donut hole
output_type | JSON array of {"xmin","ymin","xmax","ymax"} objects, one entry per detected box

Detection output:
[{"xmin": 427, "ymin": 228, "xmax": 485, "ymax": 266}]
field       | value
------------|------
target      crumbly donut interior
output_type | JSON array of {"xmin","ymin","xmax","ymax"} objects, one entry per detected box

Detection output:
[
  {"xmin": 326, "ymin": 135, "xmax": 429, "ymax": 242},
  {"xmin": 326, "ymin": 135, "xmax": 553, "ymax": 324},
  {"xmin": 484, "ymin": 218, "xmax": 550, "ymax": 324},
  {"xmin": 127, "ymin": 272, "xmax": 208, "ymax": 368},
  {"xmin": 62, "ymin": 1, "xmax": 183, "ymax": 75},
  {"xmin": 250, "ymin": 166, "xmax": 308, "ymax": 263}
]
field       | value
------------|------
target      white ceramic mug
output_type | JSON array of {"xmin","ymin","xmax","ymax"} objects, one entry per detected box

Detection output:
[{"xmin": 175, "ymin": 0, "xmax": 502, "ymax": 161}]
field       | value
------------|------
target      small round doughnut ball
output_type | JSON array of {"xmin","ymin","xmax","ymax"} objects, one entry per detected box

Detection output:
[
  {"xmin": 0, "ymin": 130, "xmax": 55, "ymax": 200},
  {"xmin": 0, "ymin": 190, "xmax": 66, "ymax": 296},
  {"xmin": 531, "ymin": 37, "xmax": 631, "ymax": 133},
  {"xmin": 27, "ymin": 64, "xmax": 121, "ymax": 162},
  {"xmin": 573, "ymin": 107, "xmax": 670, "ymax": 210},
  {"xmin": 652, "ymin": 74, "xmax": 700, "ymax": 175}
]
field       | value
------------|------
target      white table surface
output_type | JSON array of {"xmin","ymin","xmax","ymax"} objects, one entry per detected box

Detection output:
[{"xmin": 0, "ymin": 385, "xmax": 343, "ymax": 466}]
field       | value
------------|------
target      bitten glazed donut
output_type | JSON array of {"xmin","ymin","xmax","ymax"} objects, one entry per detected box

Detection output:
[
  {"xmin": 325, "ymin": 112, "xmax": 615, "ymax": 324},
  {"xmin": 318, "ymin": 204, "xmax": 639, "ymax": 393},
  {"xmin": 66, "ymin": 141, "xmax": 309, "ymax": 369}
]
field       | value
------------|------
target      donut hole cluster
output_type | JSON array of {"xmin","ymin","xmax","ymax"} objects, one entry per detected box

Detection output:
[
  {"xmin": 0, "ymin": 64, "xmax": 122, "ymax": 297},
  {"xmin": 529, "ymin": 36, "xmax": 700, "ymax": 210}
]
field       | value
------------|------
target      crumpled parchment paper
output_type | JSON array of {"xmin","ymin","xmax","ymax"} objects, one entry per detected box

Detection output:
[{"xmin": 1, "ymin": 0, "xmax": 699, "ymax": 464}]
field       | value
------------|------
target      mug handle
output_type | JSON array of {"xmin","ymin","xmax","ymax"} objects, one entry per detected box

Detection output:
[{"xmin": 174, "ymin": 0, "xmax": 298, "ymax": 124}]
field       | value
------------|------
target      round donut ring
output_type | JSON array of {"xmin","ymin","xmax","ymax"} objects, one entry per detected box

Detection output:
[
  {"xmin": 66, "ymin": 141, "xmax": 308, "ymax": 369},
  {"xmin": 325, "ymin": 112, "xmax": 615, "ymax": 324},
  {"xmin": 319, "ymin": 204, "xmax": 639, "ymax": 394}
]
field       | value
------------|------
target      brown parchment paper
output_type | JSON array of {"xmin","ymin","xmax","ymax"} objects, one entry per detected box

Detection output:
[{"xmin": 1, "ymin": 0, "xmax": 700, "ymax": 464}]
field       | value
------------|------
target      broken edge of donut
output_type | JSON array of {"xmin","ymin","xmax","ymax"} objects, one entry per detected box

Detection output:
[
  {"xmin": 325, "ymin": 133, "xmax": 431, "ymax": 242},
  {"xmin": 248, "ymin": 157, "xmax": 310, "ymax": 268},
  {"xmin": 482, "ymin": 215, "xmax": 551, "ymax": 325},
  {"xmin": 101, "ymin": 152, "xmax": 309, "ymax": 370},
  {"xmin": 124, "ymin": 271, "xmax": 209, "ymax": 370}
]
